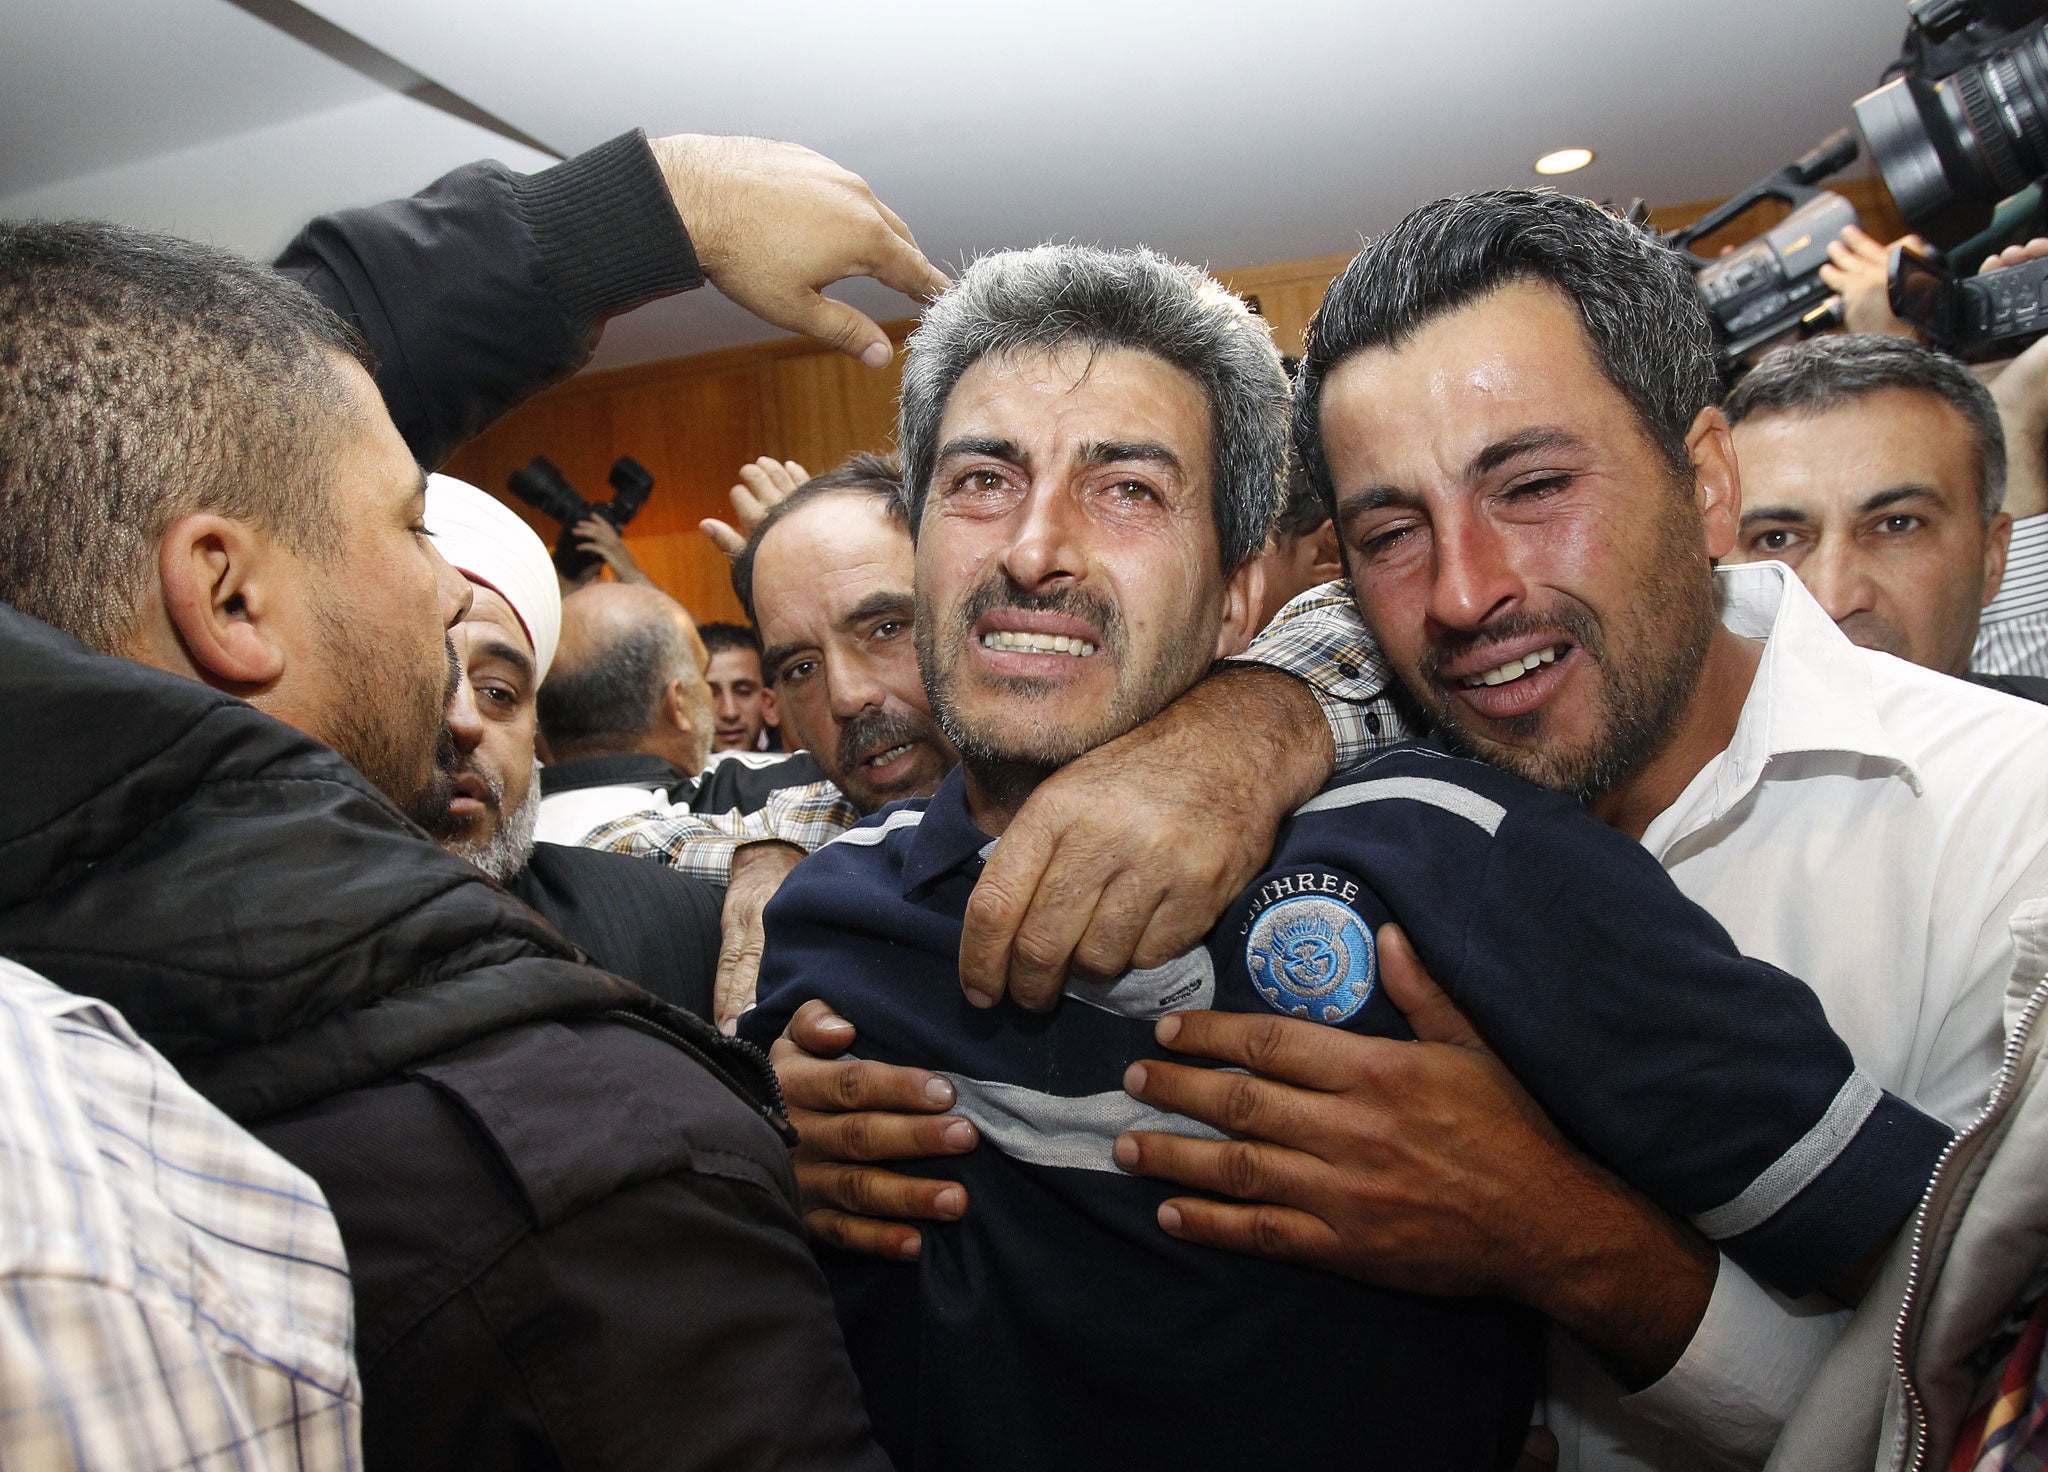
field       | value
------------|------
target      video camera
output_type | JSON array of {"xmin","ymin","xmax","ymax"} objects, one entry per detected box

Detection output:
[
  {"xmin": 1853, "ymin": 0, "xmax": 2048, "ymax": 247},
  {"xmin": 505, "ymin": 455, "xmax": 656, "ymax": 580},
  {"xmin": 1668, "ymin": 130, "xmax": 1864, "ymax": 371},
  {"xmin": 1888, "ymin": 237, "xmax": 2048, "ymax": 353}
]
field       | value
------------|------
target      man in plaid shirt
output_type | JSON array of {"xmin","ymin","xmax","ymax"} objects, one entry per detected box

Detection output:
[{"xmin": 0, "ymin": 957, "xmax": 359, "ymax": 1472}]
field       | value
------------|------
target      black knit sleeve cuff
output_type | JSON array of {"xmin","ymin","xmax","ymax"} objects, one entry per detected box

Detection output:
[{"xmin": 509, "ymin": 129, "xmax": 704, "ymax": 325}]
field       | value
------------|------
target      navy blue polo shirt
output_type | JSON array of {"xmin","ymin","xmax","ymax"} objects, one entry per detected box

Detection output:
[{"xmin": 746, "ymin": 741, "xmax": 1950, "ymax": 1471}]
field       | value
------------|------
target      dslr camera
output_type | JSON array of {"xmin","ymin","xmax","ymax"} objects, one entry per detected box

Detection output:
[{"xmin": 506, "ymin": 455, "xmax": 656, "ymax": 580}]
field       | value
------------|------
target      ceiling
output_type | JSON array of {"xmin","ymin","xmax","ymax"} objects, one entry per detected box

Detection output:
[{"xmin": 0, "ymin": 0, "xmax": 1913, "ymax": 372}]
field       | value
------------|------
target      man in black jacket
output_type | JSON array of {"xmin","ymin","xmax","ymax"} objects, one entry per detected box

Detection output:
[{"xmin": 0, "ymin": 128, "xmax": 934, "ymax": 1469}]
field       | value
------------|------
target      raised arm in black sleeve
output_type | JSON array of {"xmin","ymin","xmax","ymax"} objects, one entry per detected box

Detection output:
[{"xmin": 275, "ymin": 130, "xmax": 703, "ymax": 469}]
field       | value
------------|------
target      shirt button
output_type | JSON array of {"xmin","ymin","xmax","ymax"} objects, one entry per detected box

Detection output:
[
  {"xmin": 1337, "ymin": 661, "xmax": 1359, "ymax": 679},
  {"xmin": 1364, "ymin": 712, "xmax": 1381, "ymax": 735}
]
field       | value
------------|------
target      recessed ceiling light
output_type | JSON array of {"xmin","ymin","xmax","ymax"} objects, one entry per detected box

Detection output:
[{"xmin": 1534, "ymin": 148, "xmax": 1595, "ymax": 176}]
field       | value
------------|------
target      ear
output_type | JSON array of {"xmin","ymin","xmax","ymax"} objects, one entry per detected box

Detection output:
[
  {"xmin": 760, "ymin": 683, "xmax": 781, "ymax": 730},
  {"xmin": 156, "ymin": 512, "xmax": 289, "ymax": 690},
  {"xmin": 1686, "ymin": 406, "xmax": 1743, "ymax": 561},
  {"xmin": 1983, "ymin": 510, "xmax": 2014, "ymax": 608},
  {"xmin": 1307, "ymin": 518, "xmax": 1344, "ymax": 584},
  {"xmin": 1215, "ymin": 554, "xmax": 1267, "ymax": 660}
]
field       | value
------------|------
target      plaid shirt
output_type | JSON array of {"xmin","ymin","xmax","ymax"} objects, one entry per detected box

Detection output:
[
  {"xmin": 1228, "ymin": 579, "xmax": 1414, "ymax": 768},
  {"xmin": 0, "ymin": 958, "xmax": 360, "ymax": 1472},
  {"xmin": 587, "ymin": 780, "xmax": 862, "ymax": 881}
]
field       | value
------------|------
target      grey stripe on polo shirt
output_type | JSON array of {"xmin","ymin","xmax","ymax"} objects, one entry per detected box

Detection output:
[
  {"xmin": 1690, "ymin": 1068, "xmax": 1882, "ymax": 1241},
  {"xmin": 1293, "ymin": 775, "xmax": 1508, "ymax": 836}
]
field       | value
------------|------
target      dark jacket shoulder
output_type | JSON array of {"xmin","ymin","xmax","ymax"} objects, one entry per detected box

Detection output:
[
  {"xmin": 692, "ymin": 750, "xmax": 831, "ymax": 815},
  {"xmin": 510, "ymin": 842, "xmax": 722, "ymax": 1016},
  {"xmin": 257, "ymin": 1017, "xmax": 885, "ymax": 1472}
]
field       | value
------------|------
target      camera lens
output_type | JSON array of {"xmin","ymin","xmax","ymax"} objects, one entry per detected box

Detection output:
[{"xmin": 1857, "ymin": 28, "xmax": 2048, "ymax": 225}]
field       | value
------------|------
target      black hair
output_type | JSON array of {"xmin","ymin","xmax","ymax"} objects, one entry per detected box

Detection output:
[
  {"xmin": 1294, "ymin": 191, "xmax": 1719, "ymax": 517},
  {"xmin": 0, "ymin": 218, "xmax": 375, "ymax": 652}
]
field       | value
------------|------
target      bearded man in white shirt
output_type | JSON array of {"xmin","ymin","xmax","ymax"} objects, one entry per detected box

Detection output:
[{"xmin": 1102, "ymin": 191, "xmax": 2048, "ymax": 1470}]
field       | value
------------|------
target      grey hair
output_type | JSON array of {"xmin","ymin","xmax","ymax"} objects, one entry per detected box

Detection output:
[
  {"xmin": 899, "ymin": 244, "xmax": 1290, "ymax": 572},
  {"xmin": 1725, "ymin": 334, "xmax": 2007, "ymax": 524},
  {"xmin": 1294, "ymin": 191, "xmax": 1721, "ymax": 513}
]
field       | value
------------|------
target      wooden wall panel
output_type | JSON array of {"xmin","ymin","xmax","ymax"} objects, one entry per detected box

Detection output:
[
  {"xmin": 445, "ymin": 188, "xmax": 1913, "ymax": 625},
  {"xmin": 1214, "ymin": 251, "xmax": 1357, "ymax": 360},
  {"xmin": 766, "ymin": 336, "xmax": 908, "ymax": 472}
]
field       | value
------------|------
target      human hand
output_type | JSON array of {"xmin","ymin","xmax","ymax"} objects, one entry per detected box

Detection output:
[
  {"xmin": 770, "ymin": 1000, "xmax": 977, "ymax": 1258},
  {"xmin": 572, "ymin": 514, "xmax": 653, "ymax": 585},
  {"xmin": 1978, "ymin": 242, "xmax": 2048, "ymax": 520},
  {"xmin": 702, "ymin": 456, "xmax": 810, "ymax": 556},
  {"xmin": 714, "ymin": 841, "xmax": 804, "ymax": 1030},
  {"xmin": 649, "ymin": 134, "xmax": 949, "ymax": 367},
  {"xmin": 1817, "ymin": 225, "xmax": 1928, "ymax": 339},
  {"xmin": 1113, "ymin": 925, "xmax": 1714, "ymax": 1389},
  {"xmin": 1981, "ymin": 236, "xmax": 2048, "ymax": 273},
  {"xmin": 959, "ymin": 664, "xmax": 1333, "ymax": 1011}
]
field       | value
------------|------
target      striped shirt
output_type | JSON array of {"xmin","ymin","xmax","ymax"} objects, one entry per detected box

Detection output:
[
  {"xmin": 0, "ymin": 957, "xmax": 359, "ymax": 1472},
  {"xmin": 1977, "ymin": 513, "xmax": 2048, "ymax": 678}
]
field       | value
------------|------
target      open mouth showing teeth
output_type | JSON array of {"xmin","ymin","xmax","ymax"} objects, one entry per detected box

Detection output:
[
  {"xmin": 982, "ymin": 631, "xmax": 1097, "ymax": 657},
  {"xmin": 864, "ymin": 742, "xmax": 916, "ymax": 768},
  {"xmin": 1462, "ymin": 645, "xmax": 1560, "ymax": 688}
]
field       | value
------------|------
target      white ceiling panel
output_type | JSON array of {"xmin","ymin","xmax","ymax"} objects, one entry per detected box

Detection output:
[
  {"xmin": 1, "ymin": 0, "xmax": 387, "ymax": 195},
  {"xmin": 2, "ymin": 0, "xmax": 1924, "ymax": 369},
  {"xmin": 0, "ymin": 91, "xmax": 556, "ymax": 260}
]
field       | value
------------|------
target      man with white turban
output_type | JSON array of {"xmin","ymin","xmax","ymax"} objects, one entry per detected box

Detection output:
[{"xmin": 423, "ymin": 474, "xmax": 723, "ymax": 1015}]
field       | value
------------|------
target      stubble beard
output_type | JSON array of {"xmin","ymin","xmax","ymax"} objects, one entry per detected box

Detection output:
[
  {"xmin": 916, "ymin": 575, "xmax": 1217, "ymax": 796},
  {"xmin": 316, "ymin": 605, "xmax": 459, "ymax": 829},
  {"xmin": 1410, "ymin": 497, "xmax": 1718, "ymax": 803},
  {"xmin": 435, "ymin": 758, "xmax": 543, "ymax": 884}
]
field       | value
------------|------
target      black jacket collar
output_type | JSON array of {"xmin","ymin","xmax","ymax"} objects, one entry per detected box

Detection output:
[{"xmin": 539, "ymin": 752, "xmax": 697, "ymax": 800}]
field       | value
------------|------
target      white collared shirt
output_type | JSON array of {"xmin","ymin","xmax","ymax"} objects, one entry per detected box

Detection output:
[
  {"xmin": 1243, "ymin": 562, "xmax": 2048, "ymax": 1470},
  {"xmin": 1567, "ymin": 563, "xmax": 2048, "ymax": 1470}
]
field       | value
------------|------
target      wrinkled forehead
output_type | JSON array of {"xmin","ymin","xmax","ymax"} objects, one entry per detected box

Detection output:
[
  {"xmin": 755, "ymin": 493, "xmax": 915, "ymax": 632},
  {"xmin": 935, "ymin": 343, "xmax": 1211, "ymax": 458}
]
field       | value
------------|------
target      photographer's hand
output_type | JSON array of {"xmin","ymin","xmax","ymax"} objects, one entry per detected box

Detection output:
[
  {"xmin": 650, "ymin": 135, "xmax": 949, "ymax": 369},
  {"xmin": 1980, "ymin": 241, "xmax": 2048, "ymax": 521},
  {"xmin": 703, "ymin": 457, "xmax": 810, "ymax": 557},
  {"xmin": 1818, "ymin": 225, "xmax": 1929, "ymax": 339},
  {"xmin": 572, "ymin": 515, "xmax": 655, "ymax": 586}
]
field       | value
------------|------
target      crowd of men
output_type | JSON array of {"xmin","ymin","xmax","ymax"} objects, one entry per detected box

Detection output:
[{"xmin": 6, "ymin": 112, "xmax": 2048, "ymax": 1472}]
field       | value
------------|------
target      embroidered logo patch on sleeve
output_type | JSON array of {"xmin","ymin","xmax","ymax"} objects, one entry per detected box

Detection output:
[{"xmin": 1245, "ymin": 894, "xmax": 1377, "ymax": 1023}]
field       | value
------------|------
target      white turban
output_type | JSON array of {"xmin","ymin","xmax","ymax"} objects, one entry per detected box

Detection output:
[{"xmin": 424, "ymin": 473, "xmax": 562, "ymax": 681}]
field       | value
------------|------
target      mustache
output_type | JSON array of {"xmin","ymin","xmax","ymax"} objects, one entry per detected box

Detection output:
[
  {"xmin": 954, "ymin": 577, "xmax": 1125, "ymax": 658},
  {"xmin": 1417, "ymin": 604, "xmax": 1603, "ymax": 690},
  {"xmin": 837, "ymin": 705, "xmax": 937, "ymax": 772}
]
